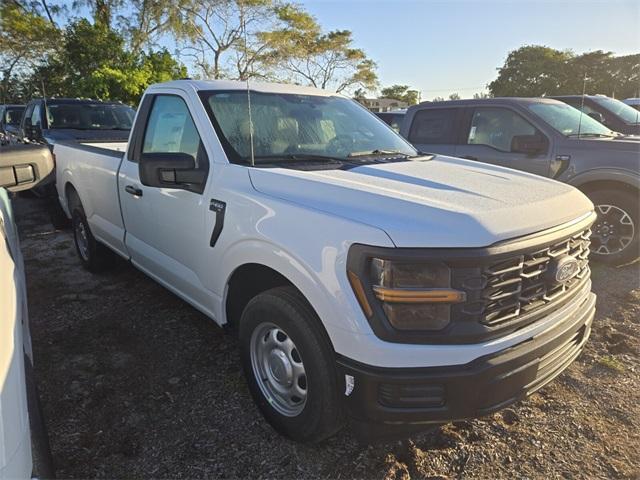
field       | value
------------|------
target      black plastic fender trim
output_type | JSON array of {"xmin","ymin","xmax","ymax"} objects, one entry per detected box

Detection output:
[{"xmin": 209, "ymin": 199, "xmax": 226, "ymax": 247}]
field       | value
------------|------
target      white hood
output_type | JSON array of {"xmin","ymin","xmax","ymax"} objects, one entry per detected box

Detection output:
[{"xmin": 249, "ymin": 156, "xmax": 594, "ymax": 248}]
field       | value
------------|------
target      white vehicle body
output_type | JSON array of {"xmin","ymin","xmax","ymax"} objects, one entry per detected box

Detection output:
[
  {"xmin": 0, "ymin": 189, "xmax": 32, "ymax": 479},
  {"xmin": 1, "ymin": 145, "xmax": 54, "ymax": 477},
  {"xmin": 54, "ymin": 80, "xmax": 597, "ymax": 437}
]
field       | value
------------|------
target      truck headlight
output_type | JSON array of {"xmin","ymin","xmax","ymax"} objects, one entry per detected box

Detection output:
[{"xmin": 348, "ymin": 257, "xmax": 465, "ymax": 331}]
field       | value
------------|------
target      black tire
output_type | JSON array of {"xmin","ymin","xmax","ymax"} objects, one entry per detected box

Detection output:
[
  {"xmin": 71, "ymin": 203, "xmax": 112, "ymax": 272},
  {"xmin": 588, "ymin": 188, "xmax": 639, "ymax": 266},
  {"xmin": 239, "ymin": 286, "xmax": 344, "ymax": 442}
]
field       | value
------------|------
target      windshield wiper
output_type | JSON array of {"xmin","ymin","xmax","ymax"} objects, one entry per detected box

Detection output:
[
  {"xmin": 347, "ymin": 149, "xmax": 411, "ymax": 158},
  {"xmin": 566, "ymin": 132, "xmax": 615, "ymax": 138},
  {"xmin": 253, "ymin": 153, "xmax": 346, "ymax": 164}
]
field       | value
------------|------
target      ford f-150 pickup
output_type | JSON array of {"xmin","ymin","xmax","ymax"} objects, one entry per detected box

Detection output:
[{"xmin": 54, "ymin": 79, "xmax": 597, "ymax": 442}]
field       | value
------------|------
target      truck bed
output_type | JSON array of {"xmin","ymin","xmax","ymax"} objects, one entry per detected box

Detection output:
[{"xmin": 54, "ymin": 141, "xmax": 127, "ymax": 257}]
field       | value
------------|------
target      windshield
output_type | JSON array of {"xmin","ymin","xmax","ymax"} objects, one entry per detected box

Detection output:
[
  {"xmin": 592, "ymin": 96, "xmax": 640, "ymax": 124},
  {"xmin": 4, "ymin": 107, "xmax": 24, "ymax": 125},
  {"xmin": 46, "ymin": 103, "xmax": 135, "ymax": 130},
  {"xmin": 529, "ymin": 102, "xmax": 613, "ymax": 136},
  {"xmin": 202, "ymin": 91, "xmax": 417, "ymax": 164}
]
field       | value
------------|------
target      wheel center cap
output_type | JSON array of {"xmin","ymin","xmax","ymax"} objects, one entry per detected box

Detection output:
[{"xmin": 268, "ymin": 350, "xmax": 292, "ymax": 384}]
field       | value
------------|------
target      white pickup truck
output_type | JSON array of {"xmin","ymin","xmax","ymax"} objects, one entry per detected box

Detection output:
[{"xmin": 54, "ymin": 79, "xmax": 597, "ymax": 442}]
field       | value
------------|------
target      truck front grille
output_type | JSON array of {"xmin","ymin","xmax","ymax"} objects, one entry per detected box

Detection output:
[
  {"xmin": 454, "ymin": 227, "xmax": 592, "ymax": 331},
  {"xmin": 480, "ymin": 228, "xmax": 591, "ymax": 326}
]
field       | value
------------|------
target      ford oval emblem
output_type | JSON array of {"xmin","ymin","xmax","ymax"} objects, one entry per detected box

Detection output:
[{"xmin": 549, "ymin": 256, "xmax": 580, "ymax": 284}]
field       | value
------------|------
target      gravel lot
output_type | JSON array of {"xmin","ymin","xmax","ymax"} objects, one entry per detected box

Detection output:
[{"xmin": 14, "ymin": 194, "xmax": 640, "ymax": 479}]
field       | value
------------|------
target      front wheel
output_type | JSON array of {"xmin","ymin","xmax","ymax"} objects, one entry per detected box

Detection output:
[
  {"xmin": 239, "ymin": 286, "xmax": 344, "ymax": 442},
  {"xmin": 588, "ymin": 189, "xmax": 639, "ymax": 265}
]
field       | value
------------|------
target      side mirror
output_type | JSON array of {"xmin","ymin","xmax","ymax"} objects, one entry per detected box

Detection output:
[
  {"xmin": 0, "ymin": 144, "xmax": 54, "ymax": 192},
  {"xmin": 511, "ymin": 134, "xmax": 547, "ymax": 155},
  {"xmin": 587, "ymin": 112, "xmax": 606, "ymax": 124},
  {"xmin": 139, "ymin": 152, "xmax": 205, "ymax": 190}
]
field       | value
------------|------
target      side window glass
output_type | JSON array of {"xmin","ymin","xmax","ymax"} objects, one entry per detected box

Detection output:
[
  {"xmin": 408, "ymin": 108, "xmax": 457, "ymax": 144},
  {"xmin": 31, "ymin": 105, "xmax": 42, "ymax": 127},
  {"xmin": 143, "ymin": 95, "xmax": 202, "ymax": 162},
  {"xmin": 22, "ymin": 105, "xmax": 34, "ymax": 126},
  {"xmin": 467, "ymin": 108, "xmax": 536, "ymax": 152}
]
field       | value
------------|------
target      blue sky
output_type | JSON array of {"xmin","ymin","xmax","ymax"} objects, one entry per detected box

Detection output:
[{"xmin": 298, "ymin": 0, "xmax": 640, "ymax": 99}]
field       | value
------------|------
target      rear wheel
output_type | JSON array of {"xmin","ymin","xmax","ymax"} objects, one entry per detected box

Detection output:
[
  {"xmin": 239, "ymin": 286, "xmax": 344, "ymax": 442},
  {"xmin": 588, "ymin": 189, "xmax": 639, "ymax": 265},
  {"xmin": 71, "ymin": 203, "xmax": 112, "ymax": 272}
]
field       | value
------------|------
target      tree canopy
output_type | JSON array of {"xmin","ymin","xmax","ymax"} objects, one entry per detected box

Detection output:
[
  {"xmin": 379, "ymin": 85, "xmax": 419, "ymax": 105},
  {"xmin": 489, "ymin": 45, "xmax": 640, "ymax": 98},
  {"xmin": 1, "ymin": 0, "xmax": 378, "ymax": 103}
]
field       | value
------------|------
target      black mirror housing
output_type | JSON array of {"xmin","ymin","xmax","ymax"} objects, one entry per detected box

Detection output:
[
  {"xmin": 511, "ymin": 134, "xmax": 547, "ymax": 155},
  {"xmin": 139, "ymin": 152, "xmax": 206, "ymax": 193},
  {"xmin": 0, "ymin": 144, "xmax": 54, "ymax": 192}
]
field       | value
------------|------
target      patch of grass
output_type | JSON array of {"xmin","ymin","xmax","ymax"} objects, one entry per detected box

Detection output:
[{"xmin": 598, "ymin": 355, "xmax": 625, "ymax": 373}]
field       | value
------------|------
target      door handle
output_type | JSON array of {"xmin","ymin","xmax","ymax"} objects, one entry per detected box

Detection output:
[
  {"xmin": 461, "ymin": 155, "xmax": 478, "ymax": 161},
  {"xmin": 125, "ymin": 185, "xmax": 143, "ymax": 197}
]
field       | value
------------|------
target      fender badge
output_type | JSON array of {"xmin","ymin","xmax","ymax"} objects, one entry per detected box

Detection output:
[{"xmin": 344, "ymin": 374, "xmax": 355, "ymax": 396}]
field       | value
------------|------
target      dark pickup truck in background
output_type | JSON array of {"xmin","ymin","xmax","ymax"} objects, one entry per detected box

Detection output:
[
  {"xmin": 19, "ymin": 97, "xmax": 135, "ymax": 146},
  {"xmin": 18, "ymin": 98, "xmax": 135, "ymax": 199},
  {"xmin": 0, "ymin": 104, "xmax": 25, "ymax": 145},
  {"xmin": 552, "ymin": 95, "xmax": 640, "ymax": 136},
  {"xmin": 400, "ymin": 97, "xmax": 640, "ymax": 265}
]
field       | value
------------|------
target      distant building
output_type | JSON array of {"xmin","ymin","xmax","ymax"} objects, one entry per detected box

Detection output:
[{"xmin": 359, "ymin": 97, "xmax": 408, "ymax": 112}]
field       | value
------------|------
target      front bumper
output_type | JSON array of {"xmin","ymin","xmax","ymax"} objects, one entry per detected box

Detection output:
[{"xmin": 337, "ymin": 290, "xmax": 595, "ymax": 427}]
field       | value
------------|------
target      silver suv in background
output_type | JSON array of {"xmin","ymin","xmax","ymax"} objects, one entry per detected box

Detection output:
[{"xmin": 400, "ymin": 98, "xmax": 640, "ymax": 265}]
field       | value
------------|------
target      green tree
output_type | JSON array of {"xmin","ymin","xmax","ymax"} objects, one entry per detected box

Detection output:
[
  {"xmin": 489, "ymin": 45, "xmax": 640, "ymax": 98},
  {"xmin": 271, "ymin": 22, "xmax": 378, "ymax": 93},
  {"xmin": 32, "ymin": 19, "xmax": 185, "ymax": 104},
  {"xmin": 448, "ymin": 92, "xmax": 461, "ymax": 100},
  {"xmin": 178, "ymin": 0, "xmax": 286, "ymax": 80},
  {"xmin": 488, "ymin": 45, "xmax": 573, "ymax": 96},
  {"xmin": 380, "ymin": 84, "xmax": 419, "ymax": 105},
  {"xmin": 0, "ymin": 1, "xmax": 61, "ymax": 101}
]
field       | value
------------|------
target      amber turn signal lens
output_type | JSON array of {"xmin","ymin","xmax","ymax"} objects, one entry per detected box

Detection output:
[
  {"xmin": 348, "ymin": 270, "xmax": 373, "ymax": 317},
  {"xmin": 372, "ymin": 287, "xmax": 465, "ymax": 304}
]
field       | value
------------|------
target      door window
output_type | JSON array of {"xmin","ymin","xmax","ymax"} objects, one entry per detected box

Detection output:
[
  {"xmin": 143, "ymin": 95, "xmax": 202, "ymax": 162},
  {"xmin": 408, "ymin": 108, "xmax": 457, "ymax": 144},
  {"xmin": 30, "ymin": 105, "xmax": 42, "ymax": 127},
  {"xmin": 467, "ymin": 108, "xmax": 536, "ymax": 152}
]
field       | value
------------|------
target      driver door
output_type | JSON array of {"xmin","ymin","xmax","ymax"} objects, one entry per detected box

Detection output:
[
  {"xmin": 118, "ymin": 92, "xmax": 215, "ymax": 314},
  {"xmin": 455, "ymin": 107, "xmax": 552, "ymax": 177}
]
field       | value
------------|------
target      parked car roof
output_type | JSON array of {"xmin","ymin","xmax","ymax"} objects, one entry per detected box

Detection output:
[
  {"xmin": 409, "ymin": 97, "xmax": 565, "ymax": 109},
  {"xmin": 28, "ymin": 98, "xmax": 126, "ymax": 105}
]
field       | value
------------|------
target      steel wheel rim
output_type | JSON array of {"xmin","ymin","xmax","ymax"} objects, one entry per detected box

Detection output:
[
  {"xmin": 75, "ymin": 220, "xmax": 90, "ymax": 261},
  {"xmin": 250, "ymin": 322, "xmax": 307, "ymax": 417},
  {"xmin": 591, "ymin": 204, "xmax": 635, "ymax": 255}
]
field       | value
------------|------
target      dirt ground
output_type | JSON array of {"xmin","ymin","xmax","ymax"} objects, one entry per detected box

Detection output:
[{"xmin": 13, "ymin": 194, "xmax": 640, "ymax": 479}]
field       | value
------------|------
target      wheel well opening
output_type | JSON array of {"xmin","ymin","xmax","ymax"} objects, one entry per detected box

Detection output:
[
  {"xmin": 578, "ymin": 180, "xmax": 637, "ymax": 197},
  {"xmin": 65, "ymin": 182, "xmax": 79, "ymax": 205},
  {"xmin": 225, "ymin": 264, "xmax": 293, "ymax": 331}
]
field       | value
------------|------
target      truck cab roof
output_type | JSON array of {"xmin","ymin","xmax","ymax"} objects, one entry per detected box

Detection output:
[{"xmin": 147, "ymin": 79, "xmax": 339, "ymax": 97}]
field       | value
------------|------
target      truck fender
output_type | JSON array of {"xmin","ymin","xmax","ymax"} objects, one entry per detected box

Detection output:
[
  {"xmin": 568, "ymin": 168, "xmax": 640, "ymax": 191},
  {"xmin": 216, "ymin": 238, "xmax": 369, "ymax": 343}
]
